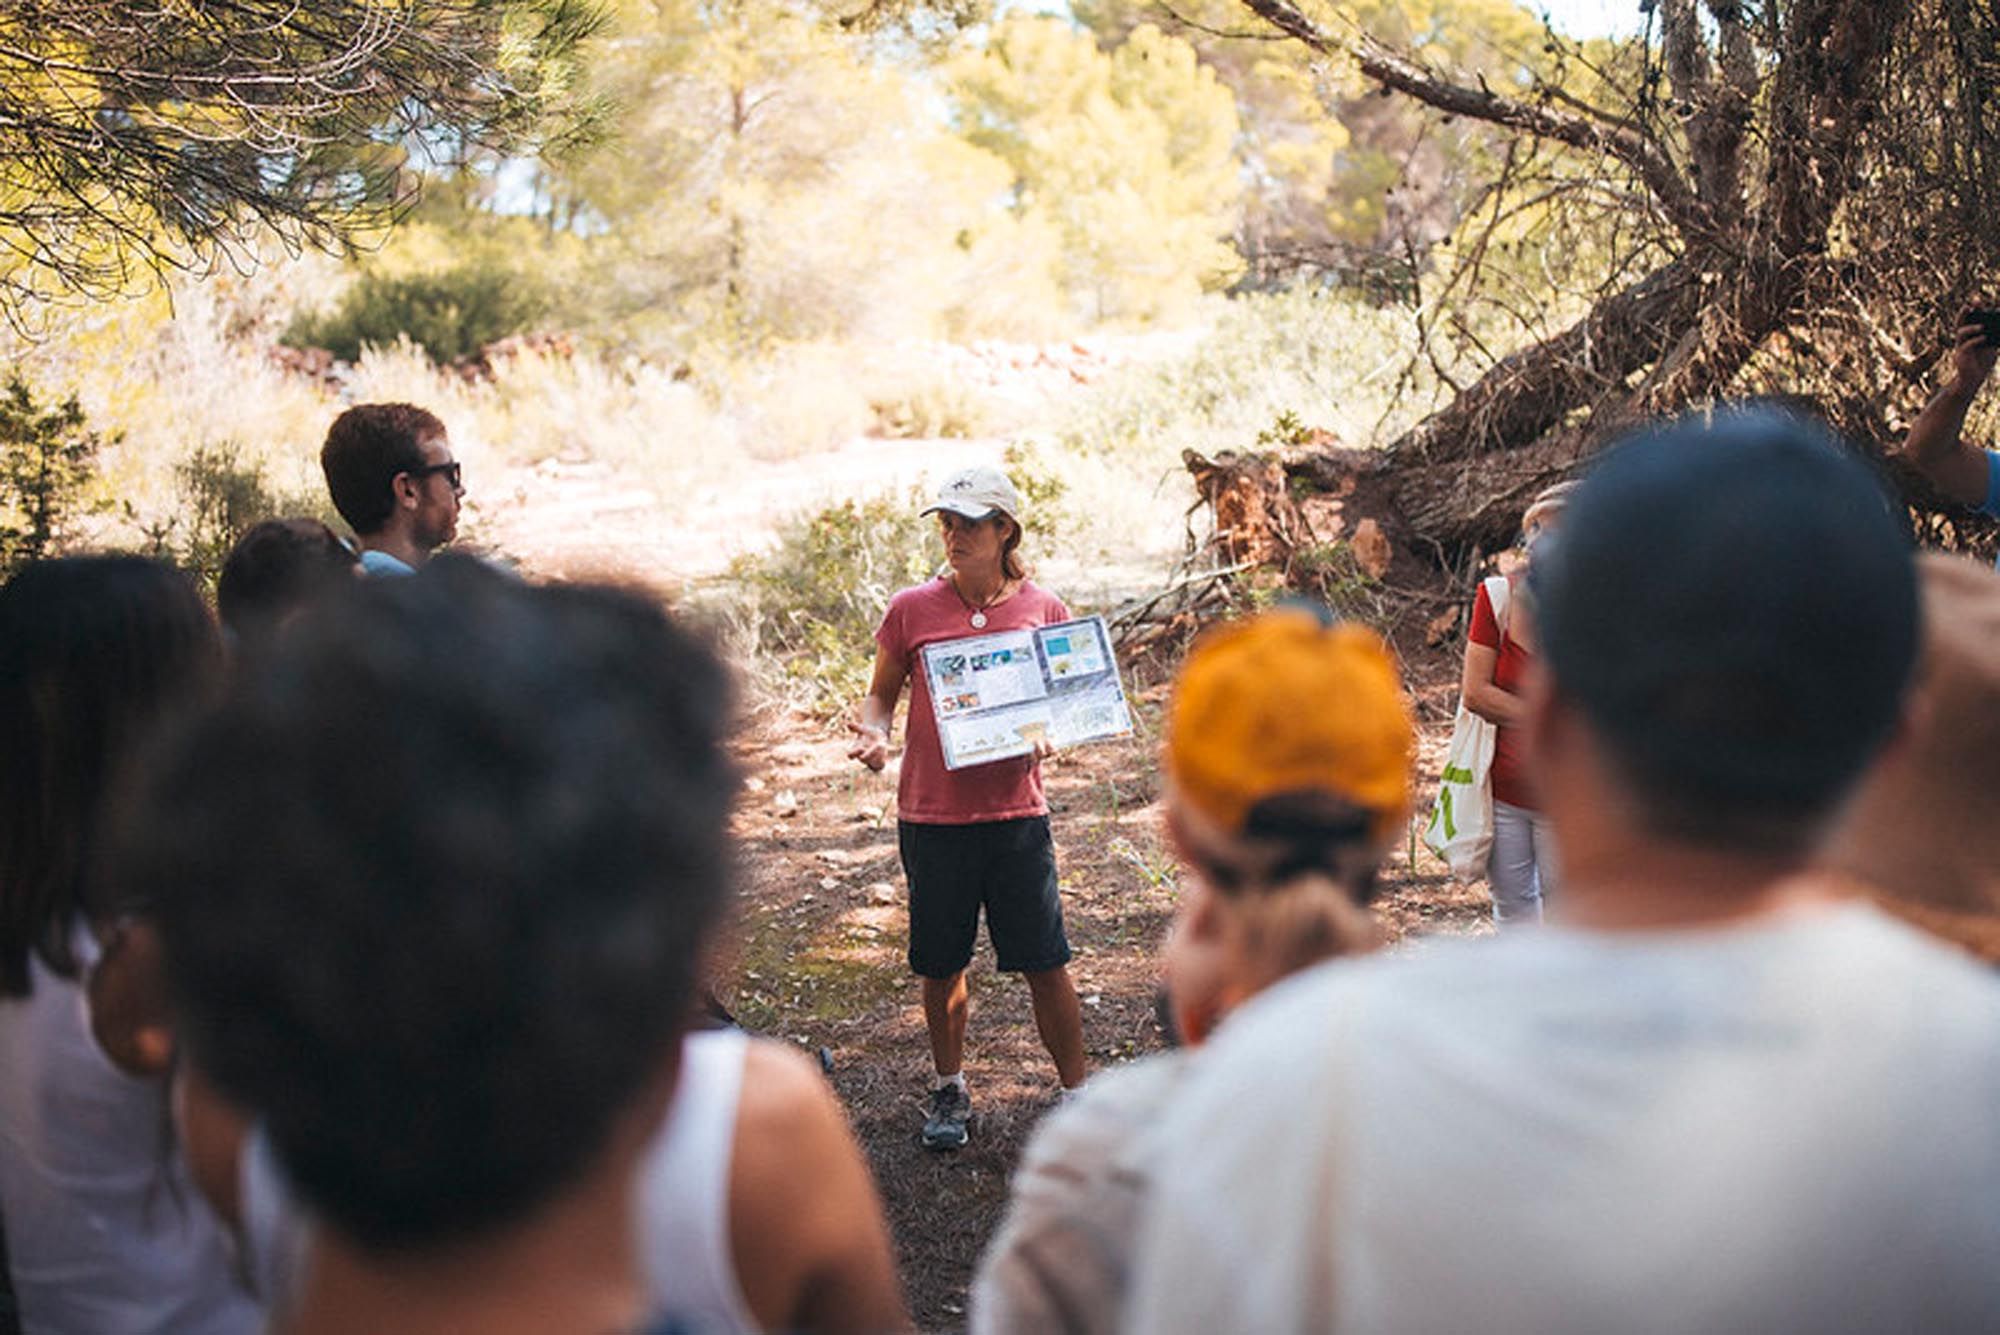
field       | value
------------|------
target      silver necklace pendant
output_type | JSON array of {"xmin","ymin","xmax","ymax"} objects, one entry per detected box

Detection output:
[{"xmin": 970, "ymin": 611, "xmax": 988, "ymax": 628}]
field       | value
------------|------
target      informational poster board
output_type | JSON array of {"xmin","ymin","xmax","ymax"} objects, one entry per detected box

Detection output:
[{"xmin": 921, "ymin": 615, "xmax": 1133, "ymax": 770}]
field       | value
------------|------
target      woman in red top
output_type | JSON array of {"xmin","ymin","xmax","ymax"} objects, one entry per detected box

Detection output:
[
  {"xmin": 848, "ymin": 467, "xmax": 1087, "ymax": 1152},
  {"xmin": 1460, "ymin": 482, "xmax": 1574, "ymax": 925}
]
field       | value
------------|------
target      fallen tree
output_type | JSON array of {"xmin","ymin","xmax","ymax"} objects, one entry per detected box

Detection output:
[{"xmin": 1223, "ymin": 0, "xmax": 2000, "ymax": 570}]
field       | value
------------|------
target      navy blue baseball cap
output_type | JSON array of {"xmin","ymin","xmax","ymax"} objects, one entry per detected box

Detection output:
[{"xmin": 1530, "ymin": 406, "xmax": 1918, "ymax": 839}]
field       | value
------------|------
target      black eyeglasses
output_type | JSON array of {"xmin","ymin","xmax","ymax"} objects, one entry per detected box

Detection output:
[{"xmin": 406, "ymin": 461, "xmax": 462, "ymax": 490}]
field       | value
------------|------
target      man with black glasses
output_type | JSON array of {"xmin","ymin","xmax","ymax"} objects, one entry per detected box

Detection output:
[{"xmin": 319, "ymin": 402, "xmax": 464, "ymax": 575}]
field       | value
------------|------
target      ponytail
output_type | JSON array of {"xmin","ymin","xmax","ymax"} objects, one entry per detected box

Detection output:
[
  {"xmin": 1197, "ymin": 791, "xmax": 1383, "ymax": 905},
  {"xmin": 999, "ymin": 516, "xmax": 1027, "ymax": 582}
]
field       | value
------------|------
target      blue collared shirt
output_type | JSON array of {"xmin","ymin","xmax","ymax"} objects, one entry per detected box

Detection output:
[{"xmin": 357, "ymin": 549, "xmax": 415, "ymax": 578}]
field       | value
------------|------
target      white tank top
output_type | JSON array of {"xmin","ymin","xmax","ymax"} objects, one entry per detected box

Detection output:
[
  {"xmin": 636, "ymin": 1026, "xmax": 759, "ymax": 1334},
  {"xmin": 0, "ymin": 942, "xmax": 260, "ymax": 1335},
  {"xmin": 242, "ymin": 1026, "xmax": 760, "ymax": 1334}
]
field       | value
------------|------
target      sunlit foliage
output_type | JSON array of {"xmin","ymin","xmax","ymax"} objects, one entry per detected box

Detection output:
[{"xmin": 0, "ymin": 0, "xmax": 605, "ymax": 328}]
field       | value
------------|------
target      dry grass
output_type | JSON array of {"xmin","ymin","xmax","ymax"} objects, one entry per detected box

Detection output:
[
  {"xmin": 8, "ymin": 267, "xmax": 1438, "ymax": 625},
  {"xmin": 7, "ymin": 262, "xmax": 1063, "ymax": 550}
]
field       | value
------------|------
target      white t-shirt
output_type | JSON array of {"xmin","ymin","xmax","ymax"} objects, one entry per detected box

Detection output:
[
  {"xmin": 242, "ymin": 1026, "xmax": 760, "ymax": 1335},
  {"xmin": 0, "ymin": 943, "xmax": 259, "ymax": 1335},
  {"xmin": 1122, "ymin": 904, "xmax": 2000, "ymax": 1335}
]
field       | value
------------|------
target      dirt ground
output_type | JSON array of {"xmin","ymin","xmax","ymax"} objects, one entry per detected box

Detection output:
[{"xmin": 716, "ymin": 662, "xmax": 1488, "ymax": 1332}]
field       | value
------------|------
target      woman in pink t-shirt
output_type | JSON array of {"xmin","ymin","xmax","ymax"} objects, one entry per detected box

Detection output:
[{"xmin": 848, "ymin": 467, "xmax": 1087, "ymax": 1152}]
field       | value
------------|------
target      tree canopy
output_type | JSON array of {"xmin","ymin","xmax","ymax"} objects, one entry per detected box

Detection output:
[
  {"xmin": 543, "ymin": 0, "xmax": 1249, "ymax": 349},
  {"xmin": 1075, "ymin": 0, "xmax": 1568, "ymax": 286},
  {"xmin": 0, "ymin": 0, "xmax": 603, "ymax": 325},
  {"xmin": 946, "ymin": 16, "xmax": 1245, "ymax": 321}
]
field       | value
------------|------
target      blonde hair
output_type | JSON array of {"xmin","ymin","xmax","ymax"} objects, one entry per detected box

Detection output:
[
  {"xmin": 1217, "ymin": 872, "xmax": 1380, "ymax": 994},
  {"xmin": 1521, "ymin": 480, "xmax": 1579, "ymax": 533},
  {"xmin": 1167, "ymin": 795, "xmax": 1384, "ymax": 994}
]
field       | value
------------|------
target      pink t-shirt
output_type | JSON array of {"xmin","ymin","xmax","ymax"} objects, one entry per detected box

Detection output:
[{"xmin": 876, "ymin": 577, "xmax": 1071, "ymax": 825}]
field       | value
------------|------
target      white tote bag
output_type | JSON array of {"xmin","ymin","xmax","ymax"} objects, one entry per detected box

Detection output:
[{"xmin": 1422, "ymin": 575, "xmax": 1510, "ymax": 881}]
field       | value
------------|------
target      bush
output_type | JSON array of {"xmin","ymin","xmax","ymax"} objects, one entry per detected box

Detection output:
[
  {"xmin": 727, "ymin": 491, "xmax": 939, "ymax": 715},
  {"xmin": 0, "ymin": 374, "xmax": 106, "ymax": 579},
  {"xmin": 135, "ymin": 444, "xmax": 330, "ymax": 594},
  {"xmin": 1056, "ymin": 289, "xmax": 1433, "ymax": 461},
  {"xmin": 1002, "ymin": 440, "xmax": 1068, "ymax": 543},
  {"xmin": 286, "ymin": 261, "xmax": 552, "ymax": 366},
  {"xmin": 864, "ymin": 366, "xmax": 993, "ymax": 439},
  {"xmin": 1290, "ymin": 540, "xmax": 1381, "ymax": 619},
  {"xmin": 714, "ymin": 343, "xmax": 876, "ymax": 460}
]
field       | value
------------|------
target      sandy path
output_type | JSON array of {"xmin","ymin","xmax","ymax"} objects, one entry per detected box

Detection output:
[{"xmin": 463, "ymin": 435, "xmax": 1013, "ymax": 585}]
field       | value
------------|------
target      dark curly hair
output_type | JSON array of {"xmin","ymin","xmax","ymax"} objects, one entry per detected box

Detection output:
[
  {"xmin": 319, "ymin": 403, "xmax": 444, "ymax": 536},
  {"xmin": 110, "ymin": 557, "xmax": 738, "ymax": 1251},
  {"xmin": 0, "ymin": 557, "xmax": 218, "ymax": 997}
]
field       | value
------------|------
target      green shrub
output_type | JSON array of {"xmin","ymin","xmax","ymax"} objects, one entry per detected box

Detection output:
[
  {"xmin": 0, "ymin": 374, "xmax": 106, "ymax": 579},
  {"xmin": 136, "ymin": 444, "xmax": 330, "ymax": 594},
  {"xmin": 728, "ymin": 490, "xmax": 939, "ymax": 715},
  {"xmin": 1257, "ymin": 409, "xmax": 1315, "ymax": 451},
  {"xmin": 286, "ymin": 261, "xmax": 551, "ymax": 366},
  {"xmin": 1290, "ymin": 540, "xmax": 1380, "ymax": 619},
  {"xmin": 1001, "ymin": 440, "xmax": 1068, "ymax": 543}
]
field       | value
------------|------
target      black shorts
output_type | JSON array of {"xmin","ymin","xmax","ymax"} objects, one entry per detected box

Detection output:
[{"xmin": 898, "ymin": 816, "xmax": 1071, "ymax": 978}]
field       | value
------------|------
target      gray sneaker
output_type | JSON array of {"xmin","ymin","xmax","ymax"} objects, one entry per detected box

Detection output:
[{"xmin": 921, "ymin": 1083, "xmax": 970, "ymax": 1151}]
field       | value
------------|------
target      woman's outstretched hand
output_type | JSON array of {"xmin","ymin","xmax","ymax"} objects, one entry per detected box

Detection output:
[{"xmin": 848, "ymin": 721, "xmax": 890, "ymax": 771}]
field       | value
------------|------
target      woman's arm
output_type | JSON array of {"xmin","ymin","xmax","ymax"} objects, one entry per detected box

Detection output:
[
  {"xmin": 848, "ymin": 642, "xmax": 907, "ymax": 772},
  {"xmin": 1460, "ymin": 640, "xmax": 1526, "ymax": 727}
]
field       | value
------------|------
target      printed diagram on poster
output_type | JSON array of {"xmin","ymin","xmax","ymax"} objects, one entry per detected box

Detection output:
[{"xmin": 922, "ymin": 616, "xmax": 1133, "ymax": 770}]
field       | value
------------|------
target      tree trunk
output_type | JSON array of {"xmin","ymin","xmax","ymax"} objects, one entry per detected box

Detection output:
[
  {"xmin": 1258, "ymin": 258, "xmax": 1712, "ymax": 559},
  {"xmin": 1384, "ymin": 260, "xmax": 1703, "ymax": 468}
]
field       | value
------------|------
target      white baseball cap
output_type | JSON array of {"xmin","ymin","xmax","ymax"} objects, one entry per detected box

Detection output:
[{"xmin": 920, "ymin": 466, "xmax": 1024, "ymax": 522}]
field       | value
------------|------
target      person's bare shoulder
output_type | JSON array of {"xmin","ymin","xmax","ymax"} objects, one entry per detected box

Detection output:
[
  {"xmin": 735, "ymin": 1036, "xmax": 832, "ymax": 1132},
  {"xmin": 730, "ymin": 1038, "xmax": 909, "ymax": 1334}
]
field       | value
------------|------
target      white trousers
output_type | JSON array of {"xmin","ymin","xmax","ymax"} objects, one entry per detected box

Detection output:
[{"xmin": 1489, "ymin": 799, "xmax": 1560, "ymax": 926}]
